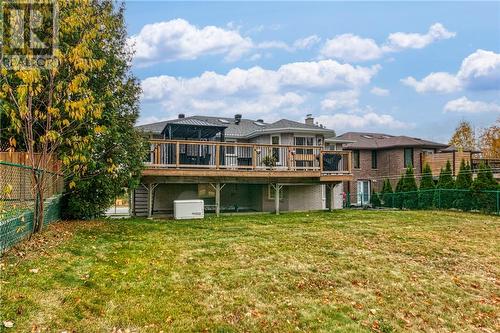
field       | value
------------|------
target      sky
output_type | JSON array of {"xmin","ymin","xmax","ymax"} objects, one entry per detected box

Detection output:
[{"xmin": 125, "ymin": 1, "xmax": 500, "ymax": 142}]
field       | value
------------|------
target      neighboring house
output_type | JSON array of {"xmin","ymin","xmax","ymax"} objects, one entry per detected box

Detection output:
[
  {"xmin": 336, "ymin": 132, "xmax": 448, "ymax": 206},
  {"xmin": 132, "ymin": 114, "xmax": 352, "ymax": 217}
]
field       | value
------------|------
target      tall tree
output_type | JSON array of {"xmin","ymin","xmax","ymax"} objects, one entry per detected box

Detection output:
[
  {"xmin": 479, "ymin": 117, "xmax": 499, "ymax": 158},
  {"xmin": 61, "ymin": 1, "xmax": 145, "ymax": 219},
  {"xmin": 454, "ymin": 160, "xmax": 473, "ymax": 211},
  {"xmin": 381, "ymin": 179, "xmax": 393, "ymax": 208},
  {"xmin": 418, "ymin": 163, "xmax": 435, "ymax": 209},
  {"xmin": 471, "ymin": 162, "xmax": 499, "ymax": 213},
  {"xmin": 433, "ymin": 160, "xmax": 455, "ymax": 209},
  {"xmin": 401, "ymin": 167, "xmax": 418, "ymax": 209},
  {"xmin": 449, "ymin": 121, "xmax": 476, "ymax": 151},
  {"xmin": 0, "ymin": 1, "xmax": 144, "ymax": 229}
]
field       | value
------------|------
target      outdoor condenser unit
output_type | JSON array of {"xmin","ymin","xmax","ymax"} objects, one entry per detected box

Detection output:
[{"xmin": 173, "ymin": 200, "xmax": 204, "ymax": 220}]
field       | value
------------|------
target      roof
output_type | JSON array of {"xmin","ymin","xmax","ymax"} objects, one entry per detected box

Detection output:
[
  {"xmin": 136, "ymin": 115, "xmax": 335, "ymax": 139},
  {"xmin": 337, "ymin": 132, "xmax": 448, "ymax": 150}
]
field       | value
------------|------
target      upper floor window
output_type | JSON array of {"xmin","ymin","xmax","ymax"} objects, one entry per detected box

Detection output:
[
  {"xmin": 294, "ymin": 137, "xmax": 314, "ymax": 146},
  {"xmin": 404, "ymin": 148, "xmax": 414, "ymax": 168},
  {"xmin": 371, "ymin": 150, "xmax": 377, "ymax": 169},
  {"xmin": 353, "ymin": 150, "xmax": 360, "ymax": 169}
]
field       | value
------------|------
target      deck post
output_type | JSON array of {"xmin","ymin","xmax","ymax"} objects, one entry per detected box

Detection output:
[
  {"xmin": 329, "ymin": 184, "xmax": 335, "ymax": 212},
  {"xmin": 272, "ymin": 183, "xmax": 282, "ymax": 215},
  {"xmin": 210, "ymin": 183, "xmax": 225, "ymax": 217},
  {"xmin": 147, "ymin": 183, "xmax": 153, "ymax": 218}
]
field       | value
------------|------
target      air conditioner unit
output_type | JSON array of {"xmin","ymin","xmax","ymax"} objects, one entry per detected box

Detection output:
[{"xmin": 173, "ymin": 200, "xmax": 204, "ymax": 220}]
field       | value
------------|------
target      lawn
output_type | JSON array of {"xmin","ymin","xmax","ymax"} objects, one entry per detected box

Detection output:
[{"xmin": 0, "ymin": 210, "xmax": 499, "ymax": 332}]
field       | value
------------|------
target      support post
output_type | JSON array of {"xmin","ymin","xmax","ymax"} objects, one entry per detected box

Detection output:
[
  {"xmin": 329, "ymin": 184, "xmax": 335, "ymax": 212},
  {"xmin": 147, "ymin": 183, "xmax": 153, "ymax": 218},
  {"xmin": 210, "ymin": 183, "xmax": 225, "ymax": 217},
  {"xmin": 272, "ymin": 183, "xmax": 282, "ymax": 215}
]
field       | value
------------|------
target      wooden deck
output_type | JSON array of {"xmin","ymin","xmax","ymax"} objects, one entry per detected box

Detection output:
[{"xmin": 143, "ymin": 139, "xmax": 352, "ymax": 183}]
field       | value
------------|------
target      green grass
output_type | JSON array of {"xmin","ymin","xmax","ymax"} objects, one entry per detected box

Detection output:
[{"xmin": 1, "ymin": 210, "xmax": 499, "ymax": 332}]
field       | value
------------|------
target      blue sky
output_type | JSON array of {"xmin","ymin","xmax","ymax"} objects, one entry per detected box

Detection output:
[{"xmin": 125, "ymin": 1, "xmax": 500, "ymax": 142}]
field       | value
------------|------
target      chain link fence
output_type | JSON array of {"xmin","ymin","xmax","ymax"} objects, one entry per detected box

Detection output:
[
  {"xmin": 369, "ymin": 188, "xmax": 500, "ymax": 215},
  {"xmin": 0, "ymin": 161, "xmax": 64, "ymax": 253}
]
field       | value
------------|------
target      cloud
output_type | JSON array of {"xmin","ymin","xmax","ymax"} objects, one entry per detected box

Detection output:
[
  {"xmin": 141, "ymin": 60, "xmax": 380, "ymax": 120},
  {"xmin": 320, "ymin": 90, "xmax": 360, "ymax": 111},
  {"xmin": 384, "ymin": 23, "xmax": 456, "ymax": 51},
  {"xmin": 401, "ymin": 72, "xmax": 461, "ymax": 93},
  {"xmin": 370, "ymin": 87, "xmax": 390, "ymax": 96},
  {"xmin": 293, "ymin": 35, "xmax": 321, "ymax": 50},
  {"xmin": 402, "ymin": 49, "xmax": 500, "ymax": 93},
  {"xmin": 319, "ymin": 23, "xmax": 455, "ymax": 62},
  {"xmin": 316, "ymin": 112, "xmax": 411, "ymax": 130},
  {"xmin": 129, "ymin": 19, "xmax": 325, "ymax": 66},
  {"xmin": 444, "ymin": 97, "xmax": 500, "ymax": 113}
]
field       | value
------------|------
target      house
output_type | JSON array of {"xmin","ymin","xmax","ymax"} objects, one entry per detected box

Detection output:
[
  {"xmin": 131, "ymin": 114, "xmax": 352, "ymax": 217},
  {"xmin": 335, "ymin": 132, "xmax": 448, "ymax": 205}
]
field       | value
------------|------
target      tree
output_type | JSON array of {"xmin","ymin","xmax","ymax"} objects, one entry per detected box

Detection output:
[
  {"xmin": 393, "ymin": 175, "xmax": 404, "ymax": 209},
  {"xmin": 418, "ymin": 163, "xmax": 435, "ymax": 209},
  {"xmin": 479, "ymin": 117, "xmax": 499, "ymax": 158},
  {"xmin": 0, "ymin": 1, "xmax": 144, "ymax": 229},
  {"xmin": 471, "ymin": 162, "xmax": 499, "ymax": 213},
  {"xmin": 61, "ymin": 1, "xmax": 145, "ymax": 219},
  {"xmin": 370, "ymin": 189, "xmax": 381, "ymax": 207},
  {"xmin": 454, "ymin": 160, "xmax": 473, "ymax": 211},
  {"xmin": 401, "ymin": 167, "xmax": 418, "ymax": 209},
  {"xmin": 381, "ymin": 179, "xmax": 393, "ymax": 208},
  {"xmin": 433, "ymin": 160, "xmax": 455, "ymax": 209},
  {"xmin": 449, "ymin": 121, "xmax": 476, "ymax": 151}
]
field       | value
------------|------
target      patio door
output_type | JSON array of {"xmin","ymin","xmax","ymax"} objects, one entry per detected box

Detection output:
[{"xmin": 357, "ymin": 180, "xmax": 370, "ymax": 205}]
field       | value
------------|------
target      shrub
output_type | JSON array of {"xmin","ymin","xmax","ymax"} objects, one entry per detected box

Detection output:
[
  {"xmin": 381, "ymin": 179, "xmax": 394, "ymax": 208},
  {"xmin": 401, "ymin": 167, "xmax": 418, "ymax": 209},
  {"xmin": 370, "ymin": 189, "xmax": 381, "ymax": 207},
  {"xmin": 454, "ymin": 160, "xmax": 473, "ymax": 211},
  {"xmin": 471, "ymin": 162, "xmax": 498, "ymax": 213},
  {"xmin": 419, "ymin": 163, "xmax": 435, "ymax": 209},
  {"xmin": 393, "ymin": 175, "xmax": 404, "ymax": 209},
  {"xmin": 434, "ymin": 160, "xmax": 455, "ymax": 209}
]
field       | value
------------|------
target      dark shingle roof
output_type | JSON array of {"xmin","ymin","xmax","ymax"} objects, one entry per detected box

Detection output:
[
  {"xmin": 337, "ymin": 132, "xmax": 447, "ymax": 150},
  {"xmin": 137, "ymin": 115, "xmax": 335, "ymax": 139}
]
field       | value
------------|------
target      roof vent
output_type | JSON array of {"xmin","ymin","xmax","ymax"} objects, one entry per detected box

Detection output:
[
  {"xmin": 256, "ymin": 119, "xmax": 264, "ymax": 123},
  {"xmin": 178, "ymin": 113, "xmax": 185, "ymax": 119},
  {"xmin": 218, "ymin": 118, "xmax": 229, "ymax": 124},
  {"xmin": 234, "ymin": 114, "xmax": 242, "ymax": 124},
  {"xmin": 254, "ymin": 121, "xmax": 265, "ymax": 126}
]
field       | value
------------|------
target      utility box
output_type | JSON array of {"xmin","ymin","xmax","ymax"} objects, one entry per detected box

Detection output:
[{"xmin": 173, "ymin": 200, "xmax": 204, "ymax": 220}]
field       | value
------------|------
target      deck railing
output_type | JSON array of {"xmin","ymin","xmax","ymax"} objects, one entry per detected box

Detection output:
[{"xmin": 147, "ymin": 140, "xmax": 351, "ymax": 174}]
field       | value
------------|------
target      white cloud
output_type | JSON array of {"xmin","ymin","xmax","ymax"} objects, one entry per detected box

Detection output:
[
  {"xmin": 457, "ymin": 49, "xmax": 500, "ymax": 90},
  {"xmin": 128, "ymin": 19, "xmax": 254, "ymax": 65},
  {"xmin": 444, "ymin": 97, "xmax": 500, "ymax": 113},
  {"xmin": 293, "ymin": 35, "xmax": 321, "ymax": 50},
  {"xmin": 401, "ymin": 72, "xmax": 461, "ymax": 93},
  {"xmin": 141, "ymin": 60, "xmax": 380, "ymax": 119},
  {"xmin": 317, "ymin": 112, "xmax": 411, "ymax": 130},
  {"xmin": 370, "ymin": 87, "xmax": 390, "ymax": 96},
  {"xmin": 129, "ymin": 19, "xmax": 326, "ymax": 66},
  {"xmin": 319, "ymin": 23, "xmax": 455, "ymax": 62},
  {"xmin": 320, "ymin": 34, "xmax": 383, "ymax": 62},
  {"xmin": 384, "ymin": 23, "xmax": 456, "ymax": 51},
  {"xmin": 321, "ymin": 90, "xmax": 359, "ymax": 111},
  {"xmin": 402, "ymin": 49, "xmax": 500, "ymax": 93}
]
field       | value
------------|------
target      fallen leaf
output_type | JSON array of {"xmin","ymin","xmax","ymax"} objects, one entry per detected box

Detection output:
[
  {"xmin": 3, "ymin": 321, "xmax": 14, "ymax": 328},
  {"xmin": 29, "ymin": 268, "xmax": 39, "ymax": 274}
]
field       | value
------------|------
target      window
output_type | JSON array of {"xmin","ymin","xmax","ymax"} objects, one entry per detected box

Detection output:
[
  {"xmin": 371, "ymin": 150, "xmax": 377, "ymax": 169},
  {"xmin": 268, "ymin": 184, "xmax": 284, "ymax": 200},
  {"xmin": 271, "ymin": 135, "xmax": 281, "ymax": 164},
  {"xmin": 357, "ymin": 180, "xmax": 371, "ymax": 205},
  {"xmin": 353, "ymin": 150, "xmax": 360, "ymax": 169},
  {"xmin": 294, "ymin": 136, "xmax": 314, "ymax": 155},
  {"xmin": 404, "ymin": 148, "xmax": 413, "ymax": 168}
]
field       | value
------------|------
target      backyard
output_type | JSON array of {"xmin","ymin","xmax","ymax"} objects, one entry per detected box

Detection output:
[{"xmin": 0, "ymin": 210, "xmax": 499, "ymax": 332}]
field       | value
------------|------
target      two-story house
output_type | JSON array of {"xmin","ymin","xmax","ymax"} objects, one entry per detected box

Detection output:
[
  {"xmin": 131, "ymin": 114, "xmax": 352, "ymax": 217},
  {"xmin": 336, "ymin": 132, "xmax": 448, "ymax": 205}
]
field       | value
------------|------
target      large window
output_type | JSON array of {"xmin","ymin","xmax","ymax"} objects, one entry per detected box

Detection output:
[
  {"xmin": 268, "ymin": 184, "xmax": 284, "ymax": 200},
  {"xmin": 294, "ymin": 136, "xmax": 314, "ymax": 156},
  {"xmin": 371, "ymin": 150, "xmax": 377, "ymax": 169},
  {"xmin": 404, "ymin": 148, "xmax": 414, "ymax": 168},
  {"xmin": 353, "ymin": 150, "xmax": 360, "ymax": 169}
]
